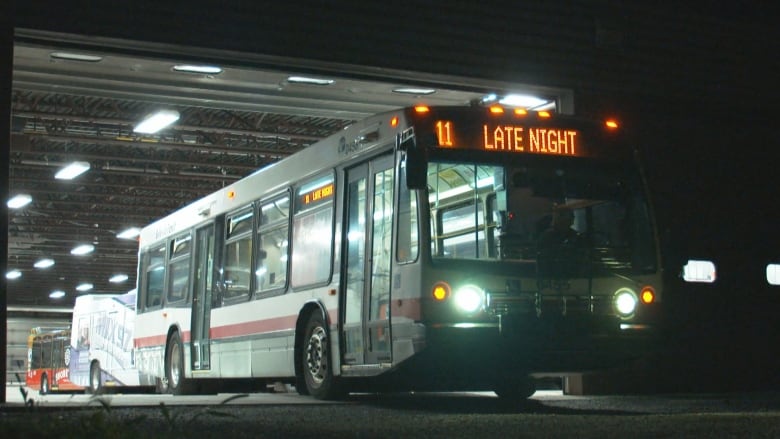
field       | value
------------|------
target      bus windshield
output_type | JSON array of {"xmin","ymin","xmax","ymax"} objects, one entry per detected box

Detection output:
[{"xmin": 427, "ymin": 160, "xmax": 657, "ymax": 274}]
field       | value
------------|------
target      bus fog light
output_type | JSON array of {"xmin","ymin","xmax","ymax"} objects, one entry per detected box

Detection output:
[
  {"xmin": 454, "ymin": 285, "xmax": 485, "ymax": 313},
  {"xmin": 614, "ymin": 289, "xmax": 637, "ymax": 317}
]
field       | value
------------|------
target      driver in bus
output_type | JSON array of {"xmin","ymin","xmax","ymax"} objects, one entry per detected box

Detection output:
[
  {"xmin": 536, "ymin": 205, "xmax": 584, "ymax": 278},
  {"xmin": 537, "ymin": 205, "xmax": 580, "ymax": 250}
]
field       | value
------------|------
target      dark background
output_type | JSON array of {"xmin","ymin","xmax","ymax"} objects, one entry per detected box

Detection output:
[{"xmin": 7, "ymin": 1, "xmax": 780, "ymax": 392}]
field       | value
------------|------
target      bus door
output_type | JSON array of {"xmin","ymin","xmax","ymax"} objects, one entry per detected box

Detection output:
[
  {"xmin": 190, "ymin": 224, "xmax": 215, "ymax": 370},
  {"xmin": 342, "ymin": 155, "xmax": 394, "ymax": 365}
]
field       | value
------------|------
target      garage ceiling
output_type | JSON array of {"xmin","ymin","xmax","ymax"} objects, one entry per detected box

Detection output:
[{"xmin": 7, "ymin": 34, "xmax": 563, "ymax": 310}]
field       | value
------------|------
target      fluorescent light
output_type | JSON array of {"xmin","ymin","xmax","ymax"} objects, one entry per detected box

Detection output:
[
  {"xmin": 34, "ymin": 258, "xmax": 55, "ymax": 269},
  {"xmin": 49, "ymin": 290, "xmax": 66, "ymax": 299},
  {"xmin": 7, "ymin": 194, "xmax": 32, "ymax": 209},
  {"xmin": 392, "ymin": 87, "xmax": 437, "ymax": 95},
  {"xmin": 498, "ymin": 94, "xmax": 548, "ymax": 108},
  {"xmin": 76, "ymin": 283, "xmax": 94, "ymax": 292},
  {"xmin": 481, "ymin": 93, "xmax": 498, "ymax": 103},
  {"xmin": 71, "ymin": 244, "xmax": 95, "ymax": 255},
  {"xmin": 55, "ymin": 161, "xmax": 91, "ymax": 180},
  {"xmin": 117, "ymin": 227, "xmax": 142, "ymax": 240},
  {"xmin": 50, "ymin": 52, "xmax": 103, "ymax": 62},
  {"xmin": 173, "ymin": 64, "xmax": 223, "ymax": 74},
  {"xmin": 287, "ymin": 76, "xmax": 334, "ymax": 86},
  {"xmin": 109, "ymin": 274, "xmax": 129, "ymax": 283},
  {"xmin": 6, "ymin": 270, "xmax": 22, "ymax": 280},
  {"xmin": 134, "ymin": 110, "xmax": 180, "ymax": 134}
]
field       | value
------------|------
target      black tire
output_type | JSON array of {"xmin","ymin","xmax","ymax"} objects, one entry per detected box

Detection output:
[
  {"xmin": 88, "ymin": 361, "xmax": 102, "ymax": 394},
  {"xmin": 494, "ymin": 376, "xmax": 536, "ymax": 401},
  {"xmin": 300, "ymin": 311, "xmax": 344, "ymax": 400},
  {"xmin": 165, "ymin": 331, "xmax": 191, "ymax": 394},
  {"xmin": 40, "ymin": 373, "xmax": 49, "ymax": 395}
]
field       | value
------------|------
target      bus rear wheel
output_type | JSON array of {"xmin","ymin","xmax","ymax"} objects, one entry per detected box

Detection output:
[
  {"xmin": 89, "ymin": 361, "xmax": 102, "ymax": 394},
  {"xmin": 300, "ymin": 311, "xmax": 343, "ymax": 400},
  {"xmin": 40, "ymin": 373, "xmax": 49, "ymax": 395}
]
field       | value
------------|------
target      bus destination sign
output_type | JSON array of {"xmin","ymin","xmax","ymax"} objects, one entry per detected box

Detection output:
[
  {"xmin": 300, "ymin": 182, "xmax": 334, "ymax": 207},
  {"xmin": 434, "ymin": 120, "xmax": 583, "ymax": 157}
]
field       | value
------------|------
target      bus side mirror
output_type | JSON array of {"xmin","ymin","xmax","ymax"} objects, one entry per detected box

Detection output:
[
  {"xmin": 398, "ymin": 134, "xmax": 427, "ymax": 190},
  {"xmin": 405, "ymin": 149, "xmax": 427, "ymax": 190}
]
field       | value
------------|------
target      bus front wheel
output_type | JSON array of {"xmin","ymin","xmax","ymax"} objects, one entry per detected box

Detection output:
[
  {"xmin": 493, "ymin": 376, "xmax": 536, "ymax": 401},
  {"xmin": 89, "ymin": 361, "xmax": 102, "ymax": 394},
  {"xmin": 40, "ymin": 373, "xmax": 49, "ymax": 395},
  {"xmin": 300, "ymin": 311, "xmax": 344, "ymax": 400},
  {"xmin": 165, "ymin": 331, "xmax": 191, "ymax": 395}
]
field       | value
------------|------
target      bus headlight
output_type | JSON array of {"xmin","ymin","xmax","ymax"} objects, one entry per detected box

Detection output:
[
  {"xmin": 613, "ymin": 288, "xmax": 637, "ymax": 317},
  {"xmin": 453, "ymin": 285, "xmax": 485, "ymax": 313}
]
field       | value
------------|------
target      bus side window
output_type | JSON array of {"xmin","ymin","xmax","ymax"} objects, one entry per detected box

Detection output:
[
  {"xmin": 256, "ymin": 193, "xmax": 291, "ymax": 294},
  {"xmin": 167, "ymin": 234, "xmax": 192, "ymax": 304},
  {"xmin": 223, "ymin": 209, "xmax": 253, "ymax": 300},
  {"xmin": 291, "ymin": 174, "xmax": 335, "ymax": 288},
  {"xmin": 141, "ymin": 244, "xmax": 166, "ymax": 310}
]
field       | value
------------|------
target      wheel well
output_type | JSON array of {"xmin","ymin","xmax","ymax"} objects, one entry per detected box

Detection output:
[{"xmin": 294, "ymin": 302, "xmax": 327, "ymax": 380}]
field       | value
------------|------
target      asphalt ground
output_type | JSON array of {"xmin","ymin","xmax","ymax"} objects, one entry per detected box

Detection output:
[{"xmin": 3, "ymin": 385, "xmax": 780, "ymax": 438}]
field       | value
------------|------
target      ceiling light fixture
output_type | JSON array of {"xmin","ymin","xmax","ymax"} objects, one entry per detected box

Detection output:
[
  {"xmin": 50, "ymin": 51, "xmax": 103, "ymax": 62},
  {"xmin": 71, "ymin": 244, "xmax": 95, "ymax": 256},
  {"xmin": 34, "ymin": 258, "xmax": 56, "ymax": 269},
  {"xmin": 55, "ymin": 161, "xmax": 91, "ymax": 180},
  {"xmin": 6, "ymin": 270, "xmax": 22, "ymax": 280},
  {"xmin": 109, "ymin": 274, "xmax": 129, "ymax": 283},
  {"xmin": 7, "ymin": 194, "xmax": 32, "ymax": 209},
  {"xmin": 392, "ymin": 87, "xmax": 437, "ymax": 95},
  {"xmin": 498, "ymin": 94, "xmax": 549, "ymax": 108},
  {"xmin": 76, "ymin": 283, "xmax": 94, "ymax": 292},
  {"xmin": 173, "ymin": 64, "xmax": 223, "ymax": 74},
  {"xmin": 49, "ymin": 290, "xmax": 66, "ymax": 299},
  {"xmin": 117, "ymin": 227, "xmax": 142, "ymax": 240},
  {"xmin": 287, "ymin": 76, "xmax": 335, "ymax": 86},
  {"xmin": 134, "ymin": 110, "xmax": 181, "ymax": 134}
]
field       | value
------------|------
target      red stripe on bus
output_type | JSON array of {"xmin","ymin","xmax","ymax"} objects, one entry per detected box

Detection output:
[
  {"xmin": 210, "ymin": 315, "xmax": 298, "ymax": 339},
  {"xmin": 134, "ymin": 309, "xmax": 339, "ymax": 349}
]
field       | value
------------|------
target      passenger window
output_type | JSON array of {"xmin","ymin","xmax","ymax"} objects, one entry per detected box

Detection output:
[
  {"xmin": 167, "ymin": 234, "xmax": 191, "ymax": 303},
  {"xmin": 223, "ymin": 209, "xmax": 253, "ymax": 299},
  {"xmin": 143, "ymin": 245, "xmax": 166, "ymax": 309},
  {"xmin": 256, "ymin": 194, "xmax": 291, "ymax": 294},
  {"xmin": 291, "ymin": 175, "xmax": 335, "ymax": 287}
]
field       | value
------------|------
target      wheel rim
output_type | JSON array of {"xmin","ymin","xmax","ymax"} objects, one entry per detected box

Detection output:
[
  {"xmin": 169, "ymin": 341, "xmax": 182, "ymax": 388},
  {"xmin": 305, "ymin": 326, "xmax": 327, "ymax": 385}
]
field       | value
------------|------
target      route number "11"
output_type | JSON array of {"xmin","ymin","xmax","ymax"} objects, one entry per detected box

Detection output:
[{"xmin": 435, "ymin": 120, "xmax": 454, "ymax": 147}]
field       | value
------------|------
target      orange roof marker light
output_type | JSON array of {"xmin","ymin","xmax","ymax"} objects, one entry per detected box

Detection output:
[
  {"xmin": 489, "ymin": 105, "xmax": 504, "ymax": 115},
  {"xmin": 390, "ymin": 116, "xmax": 399, "ymax": 127},
  {"xmin": 605, "ymin": 119, "xmax": 620, "ymax": 130},
  {"xmin": 537, "ymin": 110, "xmax": 552, "ymax": 119},
  {"xmin": 414, "ymin": 105, "xmax": 430, "ymax": 114},
  {"xmin": 514, "ymin": 108, "xmax": 528, "ymax": 116},
  {"xmin": 227, "ymin": 190, "xmax": 236, "ymax": 200}
]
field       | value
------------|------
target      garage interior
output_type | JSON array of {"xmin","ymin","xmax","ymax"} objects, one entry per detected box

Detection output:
[{"xmin": 5, "ymin": 30, "xmax": 568, "ymax": 383}]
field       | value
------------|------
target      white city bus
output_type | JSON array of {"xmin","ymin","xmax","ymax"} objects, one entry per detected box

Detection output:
[
  {"xmin": 70, "ymin": 290, "xmax": 148, "ymax": 393},
  {"xmin": 134, "ymin": 104, "xmax": 662, "ymax": 399}
]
